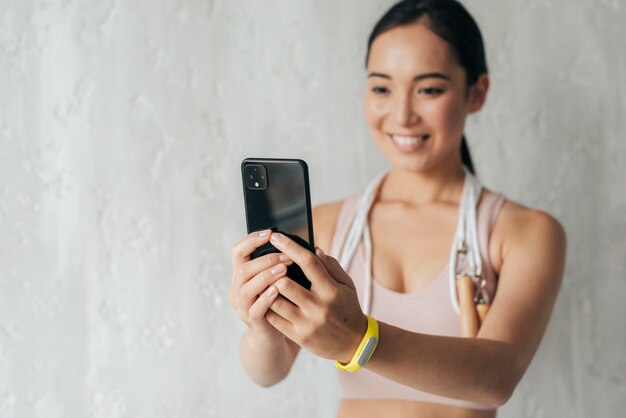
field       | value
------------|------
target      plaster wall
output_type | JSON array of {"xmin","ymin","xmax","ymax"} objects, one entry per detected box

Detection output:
[{"xmin": 0, "ymin": 0, "xmax": 625, "ymax": 417}]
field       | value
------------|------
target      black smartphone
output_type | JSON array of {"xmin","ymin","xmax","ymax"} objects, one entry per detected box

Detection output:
[{"xmin": 241, "ymin": 158, "xmax": 315, "ymax": 290}]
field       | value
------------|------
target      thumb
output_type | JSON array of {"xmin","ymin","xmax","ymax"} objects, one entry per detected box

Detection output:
[{"xmin": 315, "ymin": 247, "xmax": 356, "ymax": 291}]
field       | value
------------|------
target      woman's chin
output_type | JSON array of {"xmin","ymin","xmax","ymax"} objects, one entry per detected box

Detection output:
[
  {"xmin": 384, "ymin": 153, "xmax": 430, "ymax": 173},
  {"xmin": 376, "ymin": 142, "xmax": 459, "ymax": 176},
  {"xmin": 374, "ymin": 140, "xmax": 431, "ymax": 173}
]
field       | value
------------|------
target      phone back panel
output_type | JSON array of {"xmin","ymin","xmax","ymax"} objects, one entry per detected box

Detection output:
[{"xmin": 241, "ymin": 158, "xmax": 314, "ymax": 290}]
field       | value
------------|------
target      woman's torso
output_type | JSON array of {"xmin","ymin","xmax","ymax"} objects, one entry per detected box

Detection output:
[
  {"xmin": 336, "ymin": 399, "xmax": 497, "ymax": 418},
  {"xmin": 327, "ymin": 187, "xmax": 506, "ymax": 418}
]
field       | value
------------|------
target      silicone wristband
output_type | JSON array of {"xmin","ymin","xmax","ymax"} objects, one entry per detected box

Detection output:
[{"xmin": 335, "ymin": 315, "xmax": 379, "ymax": 372}]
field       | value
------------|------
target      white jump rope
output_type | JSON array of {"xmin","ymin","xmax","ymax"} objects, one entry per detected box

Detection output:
[{"xmin": 337, "ymin": 167, "xmax": 487, "ymax": 316}]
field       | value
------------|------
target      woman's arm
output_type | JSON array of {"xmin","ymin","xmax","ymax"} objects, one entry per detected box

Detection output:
[
  {"xmin": 237, "ymin": 201, "xmax": 343, "ymax": 386},
  {"xmin": 365, "ymin": 208, "xmax": 566, "ymax": 406},
  {"xmin": 265, "ymin": 205, "xmax": 566, "ymax": 405},
  {"xmin": 239, "ymin": 327, "xmax": 301, "ymax": 387}
]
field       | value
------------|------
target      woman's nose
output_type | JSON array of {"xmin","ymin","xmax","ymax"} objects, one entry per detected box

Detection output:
[{"xmin": 392, "ymin": 93, "xmax": 419, "ymax": 126}]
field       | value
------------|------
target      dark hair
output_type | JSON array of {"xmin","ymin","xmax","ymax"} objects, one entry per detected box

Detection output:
[{"xmin": 366, "ymin": 0, "xmax": 488, "ymax": 175}]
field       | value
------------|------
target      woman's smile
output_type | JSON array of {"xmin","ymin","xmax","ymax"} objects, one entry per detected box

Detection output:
[{"xmin": 388, "ymin": 133, "xmax": 431, "ymax": 153}]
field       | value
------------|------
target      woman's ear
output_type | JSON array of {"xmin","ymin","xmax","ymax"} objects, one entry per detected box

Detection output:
[{"xmin": 467, "ymin": 73, "xmax": 490, "ymax": 113}]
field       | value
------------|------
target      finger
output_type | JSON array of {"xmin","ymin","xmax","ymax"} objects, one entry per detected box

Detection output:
[
  {"xmin": 248, "ymin": 285, "xmax": 280, "ymax": 323},
  {"xmin": 265, "ymin": 309, "xmax": 297, "ymax": 342},
  {"xmin": 269, "ymin": 232, "xmax": 334, "ymax": 294},
  {"xmin": 233, "ymin": 252, "xmax": 293, "ymax": 288},
  {"xmin": 239, "ymin": 262, "xmax": 289, "ymax": 304},
  {"xmin": 272, "ymin": 276, "xmax": 314, "ymax": 313},
  {"xmin": 316, "ymin": 247, "xmax": 356, "ymax": 291},
  {"xmin": 231, "ymin": 229, "xmax": 273, "ymax": 265},
  {"xmin": 269, "ymin": 292, "xmax": 302, "ymax": 324}
]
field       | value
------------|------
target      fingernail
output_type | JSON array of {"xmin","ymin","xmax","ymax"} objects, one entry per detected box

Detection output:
[
  {"xmin": 279, "ymin": 254, "xmax": 290, "ymax": 262},
  {"xmin": 258, "ymin": 230, "xmax": 270, "ymax": 238},
  {"xmin": 270, "ymin": 264, "xmax": 285, "ymax": 275},
  {"xmin": 266, "ymin": 286, "xmax": 277, "ymax": 297},
  {"xmin": 316, "ymin": 247, "xmax": 325, "ymax": 256},
  {"xmin": 270, "ymin": 232, "xmax": 284, "ymax": 243}
]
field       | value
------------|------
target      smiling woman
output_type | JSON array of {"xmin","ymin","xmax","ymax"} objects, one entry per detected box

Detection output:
[
  {"xmin": 365, "ymin": 23, "xmax": 486, "ymax": 176},
  {"xmin": 229, "ymin": 1, "xmax": 566, "ymax": 417}
]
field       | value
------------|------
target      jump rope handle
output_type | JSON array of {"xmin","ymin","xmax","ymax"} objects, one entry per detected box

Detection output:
[
  {"xmin": 476, "ymin": 303, "xmax": 489, "ymax": 325},
  {"xmin": 456, "ymin": 275, "xmax": 479, "ymax": 337}
]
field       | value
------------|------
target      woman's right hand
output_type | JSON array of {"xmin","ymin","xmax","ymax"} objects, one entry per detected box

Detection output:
[{"xmin": 228, "ymin": 229, "xmax": 293, "ymax": 341}]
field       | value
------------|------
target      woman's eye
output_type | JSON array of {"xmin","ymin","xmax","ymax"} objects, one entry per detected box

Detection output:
[
  {"xmin": 371, "ymin": 86, "xmax": 390, "ymax": 95},
  {"xmin": 419, "ymin": 87, "xmax": 444, "ymax": 95}
]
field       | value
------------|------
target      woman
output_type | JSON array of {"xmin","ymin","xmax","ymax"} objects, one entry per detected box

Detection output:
[{"xmin": 229, "ymin": 1, "xmax": 566, "ymax": 417}]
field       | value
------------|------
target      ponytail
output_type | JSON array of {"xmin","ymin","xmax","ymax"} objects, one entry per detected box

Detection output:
[{"xmin": 460, "ymin": 135, "xmax": 475, "ymax": 175}]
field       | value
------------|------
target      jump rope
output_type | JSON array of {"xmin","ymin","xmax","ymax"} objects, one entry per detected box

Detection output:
[{"xmin": 337, "ymin": 167, "xmax": 489, "ymax": 337}]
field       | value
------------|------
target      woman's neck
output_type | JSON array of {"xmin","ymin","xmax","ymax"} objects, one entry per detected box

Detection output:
[{"xmin": 377, "ymin": 163, "xmax": 467, "ymax": 206}]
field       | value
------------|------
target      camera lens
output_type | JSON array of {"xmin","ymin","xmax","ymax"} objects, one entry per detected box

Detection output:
[{"xmin": 244, "ymin": 163, "xmax": 267, "ymax": 190}]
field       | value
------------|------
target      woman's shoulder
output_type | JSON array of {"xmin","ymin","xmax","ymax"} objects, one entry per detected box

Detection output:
[
  {"xmin": 312, "ymin": 190, "xmax": 365, "ymax": 254},
  {"xmin": 486, "ymin": 187, "xmax": 567, "ymax": 273},
  {"xmin": 312, "ymin": 199, "xmax": 347, "ymax": 254},
  {"xmin": 492, "ymin": 190, "xmax": 565, "ymax": 237}
]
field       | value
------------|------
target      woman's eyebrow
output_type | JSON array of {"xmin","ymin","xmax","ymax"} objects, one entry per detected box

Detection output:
[{"xmin": 367, "ymin": 72, "xmax": 451, "ymax": 81}]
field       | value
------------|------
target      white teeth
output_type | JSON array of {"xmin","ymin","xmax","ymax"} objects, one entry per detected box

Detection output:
[{"xmin": 392, "ymin": 135, "xmax": 428, "ymax": 145}]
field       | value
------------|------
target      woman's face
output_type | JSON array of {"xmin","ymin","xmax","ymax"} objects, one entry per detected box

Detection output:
[{"xmin": 365, "ymin": 22, "xmax": 486, "ymax": 174}]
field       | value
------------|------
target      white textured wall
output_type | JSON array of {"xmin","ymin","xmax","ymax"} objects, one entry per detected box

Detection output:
[{"xmin": 0, "ymin": 0, "xmax": 624, "ymax": 417}]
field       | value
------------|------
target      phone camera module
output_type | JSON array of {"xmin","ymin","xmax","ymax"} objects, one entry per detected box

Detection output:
[{"xmin": 245, "ymin": 164, "xmax": 268, "ymax": 190}]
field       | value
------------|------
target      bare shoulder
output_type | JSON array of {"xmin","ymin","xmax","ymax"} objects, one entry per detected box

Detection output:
[
  {"xmin": 312, "ymin": 200, "xmax": 345, "ymax": 254},
  {"xmin": 498, "ymin": 198, "xmax": 566, "ymax": 250},
  {"xmin": 490, "ymin": 192, "xmax": 567, "ymax": 274}
]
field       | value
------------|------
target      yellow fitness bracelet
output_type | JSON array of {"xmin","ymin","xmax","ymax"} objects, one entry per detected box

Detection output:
[{"xmin": 335, "ymin": 315, "xmax": 379, "ymax": 372}]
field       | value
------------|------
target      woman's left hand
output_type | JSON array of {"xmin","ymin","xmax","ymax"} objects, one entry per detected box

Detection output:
[{"xmin": 265, "ymin": 232, "xmax": 368, "ymax": 364}]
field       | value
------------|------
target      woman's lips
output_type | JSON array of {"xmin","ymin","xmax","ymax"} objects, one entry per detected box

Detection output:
[{"xmin": 388, "ymin": 133, "xmax": 430, "ymax": 153}]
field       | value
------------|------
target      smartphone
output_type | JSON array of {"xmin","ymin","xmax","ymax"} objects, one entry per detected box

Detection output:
[{"xmin": 241, "ymin": 158, "xmax": 315, "ymax": 290}]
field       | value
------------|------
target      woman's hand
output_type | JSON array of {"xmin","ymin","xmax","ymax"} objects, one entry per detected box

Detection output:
[
  {"xmin": 228, "ymin": 230, "xmax": 294, "ymax": 343},
  {"xmin": 264, "ymin": 232, "xmax": 368, "ymax": 364}
]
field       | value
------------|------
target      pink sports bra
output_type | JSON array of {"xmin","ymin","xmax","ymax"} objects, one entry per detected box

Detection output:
[{"xmin": 329, "ymin": 189, "xmax": 507, "ymax": 410}]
